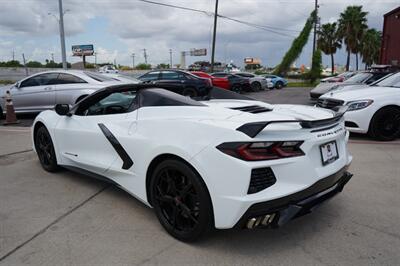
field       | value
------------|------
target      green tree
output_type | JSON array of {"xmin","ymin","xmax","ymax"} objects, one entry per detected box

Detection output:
[
  {"xmin": 156, "ymin": 63, "xmax": 170, "ymax": 69},
  {"xmin": 0, "ymin": 60, "xmax": 23, "ymax": 67},
  {"xmin": 26, "ymin": 61, "xmax": 43, "ymax": 68},
  {"xmin": 136, "ymin": 63, "xmax": 151, "ymax": 70},
  {"xmin": 338, "ymin": 5, "xmax": 368, "ymax": 71},
  {"xmin": 360, "ymin": 28, "xmax": 381, "ymax": 69},
  {"xmin": 45, "ymin": 60, "xmax": 59, "ymax": 68},
  {"xmin": 309, "ymin": 49, "xmax": 322, "ymax": 83},
  {"xmin": 317, "ymin": 22, "xmax": 341, "ymax": 75},
  {"xmin": 274, "ymin": 10, "xmax": 316, "ymax": 75}
]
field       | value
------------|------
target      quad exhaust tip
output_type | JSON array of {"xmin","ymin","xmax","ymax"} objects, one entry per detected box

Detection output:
[{"xmin": 246, "ymin": 213, "xmax": 276, "ymax": 229}]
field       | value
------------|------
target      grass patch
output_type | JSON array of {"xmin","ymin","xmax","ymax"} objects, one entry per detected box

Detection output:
[
  {"xmin": 0, "ymin": 80, "xmax": 14, "ymax": 85},
  {"xmin": 287, "ymin": 81, "xmax": 317, "ymax": 87}
]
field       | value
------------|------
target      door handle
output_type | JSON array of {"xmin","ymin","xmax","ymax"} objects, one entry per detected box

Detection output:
[{"xmin": 44, "ymin": 87, "xmax": 52, "ymax": 90}]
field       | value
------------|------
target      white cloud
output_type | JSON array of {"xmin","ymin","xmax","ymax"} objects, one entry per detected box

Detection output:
[{"xmin": 0, "ymin": 0, "xmax": 398, "ymax": 67}]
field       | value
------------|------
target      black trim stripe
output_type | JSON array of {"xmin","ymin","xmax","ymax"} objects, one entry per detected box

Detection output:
[{"xmin": 98, "ymin": 123, "xmax": 133, "ymax": 170}]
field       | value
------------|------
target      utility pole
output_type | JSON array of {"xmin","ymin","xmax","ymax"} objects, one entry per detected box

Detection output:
[
  {"xmin": 12, "ymin": 50, "xmax": 15, "ymax": 61},
  {"xmin": 210, "ymin": 0, "xmax": 219, "ymax": 73},
  {"xmin": 51, "ymin": 53, "xmax": 54, "ymax": 61},
  {"xmin": 169, "ymin": 49, "xmax": 172, "ymax": 68},
  {"xmin": 22, "ymin": 53, "xmax": 28, "ymax": 76},
  {"xmin": 131, "ymin": 53, "xmax": 135, "ymax": 69},
  {"xmin": 143, "ymin": 49, "xmax": 148, "ymax": 64},
  {"xmin": 94, "ymin": 52, "xmax": 97, "ymax": 65},
  {"xmin": 58, "ymin": 0, "xmax": 67, "ymax": 69},
  {"xmin": 312, "ymin": 0, "xmax": 319, "ymax": 56}
]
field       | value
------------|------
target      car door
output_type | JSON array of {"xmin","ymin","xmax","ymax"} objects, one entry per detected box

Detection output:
[
  {"xmin": 53, "ymin": 73, "xmax": 88, "ymax": 104},
  {"xmin": 54, "ymin": 90, "xmax": 138, "ymax": 175},
  {"xmin": 12, "ymin": 73, "xmax": 58, "ymax": 112},
  {"xmin": 156, "ymin": 71, "xmax": 186, "ymax": 87}
]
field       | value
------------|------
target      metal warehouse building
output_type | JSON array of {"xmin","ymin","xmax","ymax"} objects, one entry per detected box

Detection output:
[{"xmin": 380, "ymin": 6, "xmax": 400, "ymax": 66}]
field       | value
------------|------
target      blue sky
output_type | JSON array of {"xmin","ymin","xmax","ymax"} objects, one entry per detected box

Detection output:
[{"xmin": 0, "ymin": 0, "xmax": 399, "ymax": 69}]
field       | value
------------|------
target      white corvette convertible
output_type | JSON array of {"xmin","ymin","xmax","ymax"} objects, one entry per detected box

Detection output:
[{"xmin": 32, "ymin": 85, "xmax": 353, "ymax": 241}]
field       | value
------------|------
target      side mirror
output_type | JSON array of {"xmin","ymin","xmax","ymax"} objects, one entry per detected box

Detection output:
[
  {"xmin": 55, "ymin": 104, "xmax": 71, "ymax": 116},
  {"xmin": 15, "ymin": 82, "xmax": 20, "ymax": 89}
]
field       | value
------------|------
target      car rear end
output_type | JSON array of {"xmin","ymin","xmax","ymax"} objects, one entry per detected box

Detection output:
[{"xmin": 190, "ymin": 105, "xmax": 352, "ymax": 229}]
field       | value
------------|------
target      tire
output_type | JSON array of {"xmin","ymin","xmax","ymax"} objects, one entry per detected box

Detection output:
[
  {"xmin": 34, "ymin": 126, "xmax": 60, "ymax": 172},
  {"xmin": 150, "ymin": 159, "xmax": 213, "ymax": 242},
  {"xmin": 251, "ymin": 82, "xmax": 261, "ymax": 92},
  {"xmin": 231, "ymin": 84, "xmax": 242, "ymax": 94},
  {"xmin": 368, "ymin": 106, "xmax": 400, "ymax": 141},
  {"xmin": 275, "ymin": 81, "xmax": 284, "ymax": 89},
  {"xmin": 182, "ymin": 88, "xmax": 197, "ymax": 97}
]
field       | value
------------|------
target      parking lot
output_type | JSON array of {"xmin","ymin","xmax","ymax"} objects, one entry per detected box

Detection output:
[{"xmin": 1, "ymin": 87, "xmax": 399, "ymax": 265}]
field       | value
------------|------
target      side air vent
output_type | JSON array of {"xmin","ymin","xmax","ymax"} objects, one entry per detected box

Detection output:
[
  {"xmin": 230, "ymin": 105, "xmax": 271, "ymax": 114},
  {"xmin": 248, "ymin": 167, "xmax": 276, "ymax": 194}
]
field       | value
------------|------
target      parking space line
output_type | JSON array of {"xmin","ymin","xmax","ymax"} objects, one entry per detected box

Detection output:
[
  {"xmin": 0, "ymin": 149, "xmax": 33, "ymax": 158},
  {"xmin": 0, "ymin": 185, "xmax": 110, "ymax": 262}
]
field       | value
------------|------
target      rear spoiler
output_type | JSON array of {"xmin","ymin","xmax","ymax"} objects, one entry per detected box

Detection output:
[{"xmin": 236, "ymin": 106, "xmax": 348, "ymax": 138}]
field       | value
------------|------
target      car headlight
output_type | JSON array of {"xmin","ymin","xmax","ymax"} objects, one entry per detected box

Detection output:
[{"xmin": 346, "ymin": 100, "xmax": 373, "ymax": 111}]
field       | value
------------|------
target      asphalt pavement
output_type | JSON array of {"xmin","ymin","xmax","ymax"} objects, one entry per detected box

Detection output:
[{"xmin": 0, "ymin": 87, "xmax": 399, "ymax": 265}]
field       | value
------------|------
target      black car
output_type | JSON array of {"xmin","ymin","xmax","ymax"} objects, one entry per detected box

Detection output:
[
  {"xmin": 138, "ymin": 70, "xmax": 212, "ymax": 97},
  {"xmin": 211, "ymin": 72, "xmax": 251, "ymax": 93}
]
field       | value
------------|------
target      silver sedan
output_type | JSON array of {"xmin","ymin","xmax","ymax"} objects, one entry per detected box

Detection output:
[{"xmin": 0, "ymin": 70, "xmax": 125, "ymax": 115}]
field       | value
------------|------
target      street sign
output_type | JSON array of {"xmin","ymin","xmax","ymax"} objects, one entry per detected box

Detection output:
[
  {"xmin": 190, "ymin": 48, "xmax": 207, "ymax": 56},
  {"xmin": 72, "ymin": 44, "xmax": 94, "ymax": 56}
]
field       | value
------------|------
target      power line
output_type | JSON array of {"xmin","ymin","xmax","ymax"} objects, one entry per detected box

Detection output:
[{"xmin": 137, "ymin": 0, "xmax": 299, "ymax": 37}]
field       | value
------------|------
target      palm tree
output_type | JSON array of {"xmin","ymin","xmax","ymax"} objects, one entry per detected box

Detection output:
[
  {"xmin": 317, "ymin": 23, "xmax": 342, "ymax": 75},
  {"xmin": 360, "ymin": 29, "xmax": 381, "ymax": 69},
  {"xmin": 338, "ymin": 6, "xmax": 368, "ymax": 71}
]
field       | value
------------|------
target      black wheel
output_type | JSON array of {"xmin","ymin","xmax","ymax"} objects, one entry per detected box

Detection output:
[
  {"xmin": 150, "ymin": 159, "xmax": 213, "ymax": 242},
  {"xmin": 275, "ymin": 81, "xmax": 284, "ymax": 89},
  {"xmin": 251, "ymin": 82, "xmax": 261, "ymax": 92},
  {"xmin": 369, "ymin": 106, "xmax": 400, "ymax": 141},
  {"xmin": 182, "ymin": 88, "xmax": 197, "ymax": 97},
  {"xmin": 231, "ymin": 84, "xmax": 242, "ymax": 94},
  {"xmin": 34, "ymin": 126, "xmax": 59, "ymax": 172}
]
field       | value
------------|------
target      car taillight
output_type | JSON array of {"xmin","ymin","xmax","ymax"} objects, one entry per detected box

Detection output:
[{"xmin": 216, "ymin": 141, "xmax": 304, "ymax": 161}]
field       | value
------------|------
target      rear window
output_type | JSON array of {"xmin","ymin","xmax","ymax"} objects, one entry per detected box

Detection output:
[{"xmin": 84, "ymin": 71, "xmax": 114, "ymax": 82}]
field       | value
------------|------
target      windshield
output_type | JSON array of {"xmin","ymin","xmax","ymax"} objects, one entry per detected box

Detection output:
[
  {"xmin": 374, "ymin": 72, "xmax": 400, "ymax": 88},
  {"xmin": 84, "ymin": 71, "xmax": 115, "ymax": 82},
  {"xmin": 344, "ymin": 72, "xmax": 372, "ymax": 83}
]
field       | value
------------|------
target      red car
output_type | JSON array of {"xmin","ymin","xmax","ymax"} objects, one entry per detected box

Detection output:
[{"xmin": 191, "ymin": 71, "xmax": 230, "ymax": 90}]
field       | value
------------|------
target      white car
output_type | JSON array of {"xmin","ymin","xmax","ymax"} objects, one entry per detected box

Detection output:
[
  {"xmin": 317, "ymin": 72, "xmax": 400, "ymax": 140},
  {"xmin": 99, "ymin": 65, "xmax": 119, "ymax": 74},
  {"xmin": 235, "ymin": 72, "xmax": 274, "ymax": 91},
  {"xmin": 0, "ymin": 70, "xmax": 121, "ymax": 115},
  {"xmin": 32, "ymin": 85, "xmax": 353, "ymax": 241}
]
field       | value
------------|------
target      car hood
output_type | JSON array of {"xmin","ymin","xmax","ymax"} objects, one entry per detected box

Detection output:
[{"xmin": 320, "ymin": 86, "xmax": 400, "ymax": 103}]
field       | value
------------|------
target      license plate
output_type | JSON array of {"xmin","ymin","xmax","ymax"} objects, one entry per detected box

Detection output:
[{"xmin": 320, "ymin": 141, "xmax": 339, "ymax": 165}]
